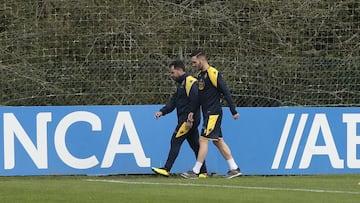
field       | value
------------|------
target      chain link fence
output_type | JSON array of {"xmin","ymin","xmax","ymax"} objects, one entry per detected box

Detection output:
[{"xmin": 1, "ymin": 0, "xmax": 359, "ymax": 106}]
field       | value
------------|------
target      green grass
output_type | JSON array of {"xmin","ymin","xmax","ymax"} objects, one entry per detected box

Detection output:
[{"xmin": 1, "ymin": 174, "xmax": 360, "ymax": 203}]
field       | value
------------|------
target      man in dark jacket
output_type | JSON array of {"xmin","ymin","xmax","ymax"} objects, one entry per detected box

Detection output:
[
  {"xmin": 151, "ymin": 60, "xmax": 207, "ymax": 178},
  {"xmin": 181, "ymin": 50, "xmax": 242, "ymax": 179}
]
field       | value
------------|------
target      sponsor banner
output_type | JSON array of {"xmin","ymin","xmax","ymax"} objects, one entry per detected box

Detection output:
[
  {"xmin": 225, "ymin": 107, "xmax": 360, "ymax": 175},
  {"xmin": 0, "ymin": 105, "xmax": 359, "ymax": 176}
]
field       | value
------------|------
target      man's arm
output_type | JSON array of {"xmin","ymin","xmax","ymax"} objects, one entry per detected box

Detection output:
[
  {"xmin": 217, "ymin": 73, "xmax": 238, "ymax": 116},
  {"xmin": 155, "ymin": 92, "xmax": 177, "ymax": 119},
  {"xmin": 188, "ymin": 80, "xmax": 200, "ymax": 116}
]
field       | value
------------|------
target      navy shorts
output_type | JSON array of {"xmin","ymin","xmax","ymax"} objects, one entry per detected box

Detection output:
[{"xmin": 201, "ymin": 113, "xmax": 222, "ymax": 140}]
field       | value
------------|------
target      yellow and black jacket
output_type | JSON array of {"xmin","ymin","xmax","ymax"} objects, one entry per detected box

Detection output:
[
  {"xmin": 160, "ymin": 73, "xmax": 200, "ymax": 125},
  {"xmin": 197, "ymin": 66, "xmax": 238, "ymax": 116}
]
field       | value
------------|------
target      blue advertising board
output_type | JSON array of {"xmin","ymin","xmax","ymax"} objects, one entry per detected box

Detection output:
[{"xmin": 0, "ymin": 105, "xmax": 359, "ymax": 176}]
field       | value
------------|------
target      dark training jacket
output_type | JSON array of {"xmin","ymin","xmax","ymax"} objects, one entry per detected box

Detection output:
[
  {"xmin": 197, "ymin": 66, "xmax": 238, "ymax": 116},
  {"xmin": 160, "ymin": 72, "xmax": 200, "ymax": 126}
]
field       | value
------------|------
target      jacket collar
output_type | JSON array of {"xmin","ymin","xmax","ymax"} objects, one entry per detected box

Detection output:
[{"xmin": 176, "ymin": 72, "xmax": 189, "ymax": 83}]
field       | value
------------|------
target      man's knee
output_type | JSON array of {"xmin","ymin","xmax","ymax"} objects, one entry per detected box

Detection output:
[{"xmin": 199, "ymin": 136, "xmax": 208, "ymax": 142}]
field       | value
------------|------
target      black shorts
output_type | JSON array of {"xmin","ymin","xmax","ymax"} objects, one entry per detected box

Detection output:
[{"xmin": 201, "ymin": 113, "xmax": 222, "ymax": 140}]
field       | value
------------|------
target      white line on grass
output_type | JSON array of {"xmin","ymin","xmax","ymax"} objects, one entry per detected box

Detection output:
[{"xmin": 85, "ymin": 179, "xmax": 360, "ymax": 195}]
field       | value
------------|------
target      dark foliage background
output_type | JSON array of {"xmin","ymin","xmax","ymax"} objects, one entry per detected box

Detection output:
[{"xmin": 1, "ymin": 0, "xmax": 359, "ymax": 106}]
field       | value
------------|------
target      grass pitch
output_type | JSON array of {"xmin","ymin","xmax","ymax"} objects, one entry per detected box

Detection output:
[{"xmin": 1, "ymin": 174, "xmax": 360, "ymax": 203}]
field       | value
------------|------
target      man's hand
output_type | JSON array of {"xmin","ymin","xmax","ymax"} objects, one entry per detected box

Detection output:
[
  {"xmin": 233, "ymin": 113, "xmax": 240, "ymax": 120},
  {"xmin": 154, "ymin": 111, "xmax": 163, "ymax": 119},
  {"xmin": 187, "ymin": 112, "xmax": 194, "ymax": 122},
  {"xmin": 185, "ymin": 112, "xmax": 195, "ymax": 130},
  {"xmin": 185, "ymin": 120, "xmax": 193, "ymax": 130}
]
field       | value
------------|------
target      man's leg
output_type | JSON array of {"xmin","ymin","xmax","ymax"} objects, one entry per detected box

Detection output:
[
  {"xmin": 186, "ymin": 129, "xmax": 207, "ymax": 174},
  {"xmin": 180, "ymin": 136, "xmax": 208, "ymax": 179},
  {"xmin": 213, "ymin": 138, "xmax": 232, "ymax": 160},
  {"xmin": 192, "ymin": 136, "xmax": 208, "ymax": 174},
  {"xmin": 152, "ymin": 124, "xmax": 186, "ymax": 177},
  {"xmin": 213, "ymin": 138, "xmax": 242, "ymax": 178},
  {"xmin": 163, "ymin": 132, "xmax": 186, "ymax": 171}
]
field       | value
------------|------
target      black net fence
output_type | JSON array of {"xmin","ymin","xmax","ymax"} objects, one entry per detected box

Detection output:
[{"xmin": 1, "ymin": 0, "xmax": 359, "ymax": 106}]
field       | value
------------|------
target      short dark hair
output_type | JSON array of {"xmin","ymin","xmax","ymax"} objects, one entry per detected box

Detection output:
[
  {"xmin": 190, "ymin": 49, "xmax": 206, "ymax": 58},
  {"xmin": 169, "ymin": 60, "xmax": 185, "ymax": 71}
]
